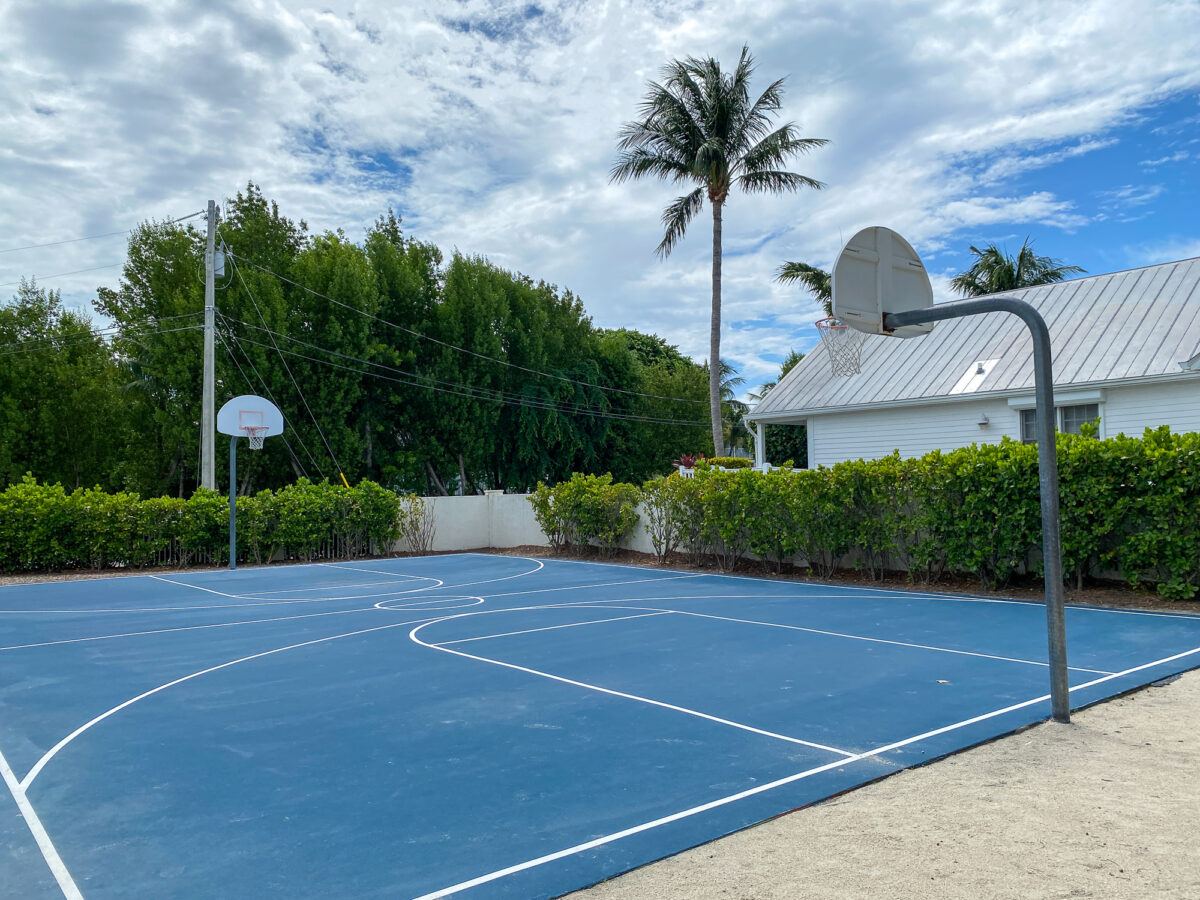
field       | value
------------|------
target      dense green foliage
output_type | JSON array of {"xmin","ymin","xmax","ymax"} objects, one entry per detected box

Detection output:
[
  {"xmin": 633, "ymin": 428, "xmax": 1200, "ymax": 598},
  {"xmin": 529, "ymin": 473, "xmax": 642, "ymax": 556},
  {"xmin": 2, "ymin": 185, "xmax": 711, "ymax": 496},
  {"xmin": 0, "ymin": 477, "xmax": 404, "ymax": 571}
]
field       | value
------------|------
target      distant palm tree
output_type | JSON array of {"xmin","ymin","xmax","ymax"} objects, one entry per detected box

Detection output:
[
  {"xmin": 952, "ymin": 239, "xmax": 1084, "ymax": 297},
  {"xmin": 611, "ymin": 45, "xmax": 827, "ymax": 454},
  {"xmin": 775, "ymin": 262, "xmax": 832, "ymax": 317}
]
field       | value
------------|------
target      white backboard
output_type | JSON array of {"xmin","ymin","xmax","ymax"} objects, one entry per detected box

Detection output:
[
  {"xmin": 832, "ymin": 226, "xmax": 934, "ymax": 337},
  {"xmin": 217, "ymin": 395, "xmax": 284, "ymax": 437}
]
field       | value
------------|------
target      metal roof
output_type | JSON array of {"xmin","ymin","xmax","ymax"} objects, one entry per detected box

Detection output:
[{"xmin": 749, "ymin": 256, "xmax": 1200, "ymax": 420}]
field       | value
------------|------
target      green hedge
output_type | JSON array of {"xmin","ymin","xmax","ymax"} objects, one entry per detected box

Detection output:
[
  {"xmin": 529, "ymin": 473, "xmax": 641, "ymax": 557},
  {"xmin": 0, "ymin": 476, "xmax": 406, "ymax": 572},
  {"xmin": 635, "ymin": 427, "xmax": 1200, "ymax": 599}
]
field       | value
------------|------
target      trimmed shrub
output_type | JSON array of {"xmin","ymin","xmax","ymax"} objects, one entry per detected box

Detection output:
[
  {"xmin": 0, "ymin": 477, "xmax": 402, "ymax": 572},
  {"xmin": 529, "ymin": 473, "xmax": 642, "ymax": 556}
]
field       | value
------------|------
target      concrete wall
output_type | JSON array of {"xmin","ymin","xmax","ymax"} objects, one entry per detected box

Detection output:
[{"xmin": 410, "ymin": 491, "xmax": 656, "ymax": 554}]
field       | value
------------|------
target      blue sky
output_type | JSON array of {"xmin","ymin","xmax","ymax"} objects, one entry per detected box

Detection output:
[{"xmin": 1, "ymin": 0, "xmax": 1198, "ymax": 392}]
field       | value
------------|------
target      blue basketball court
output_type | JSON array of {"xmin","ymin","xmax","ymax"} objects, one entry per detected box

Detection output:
[{"xmin": 2, "ymin": 553, "xmax": 1199, "ymax": 898}]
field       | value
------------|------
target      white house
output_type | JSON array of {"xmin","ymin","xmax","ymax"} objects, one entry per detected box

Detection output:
[{"xmin": 747, "ymin": 256, "xmax": 1200, "ymax": 468}]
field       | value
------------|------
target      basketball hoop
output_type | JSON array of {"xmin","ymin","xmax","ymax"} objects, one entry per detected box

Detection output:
[
  {"xmin": 242, "ymin": 425, "xmax": 268, "ymax": 450},
  {"xmin": 815, "ymin": 316, "xmax": 865, "ymax": 376}
]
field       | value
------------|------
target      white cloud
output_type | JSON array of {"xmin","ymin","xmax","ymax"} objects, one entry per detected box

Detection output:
[
  {"xmin": 1, "ymin": 0, "xmax": 1199, "ymax": 390},
  {"xmin": 1139, "ymin": 150, "xmax": 1190, "ymax": 167}
]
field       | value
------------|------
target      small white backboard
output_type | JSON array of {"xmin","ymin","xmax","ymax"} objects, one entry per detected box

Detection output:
[
  {"xmin": 832, "ymin": 226, "xmax": 934, "ymax": 337},
  {"xmin": 217, "ymin": 394, "xmax": 284, "ymax": 448}
]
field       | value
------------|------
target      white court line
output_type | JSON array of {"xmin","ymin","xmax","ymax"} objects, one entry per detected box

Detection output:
[
  {"xmin": 20, "ymin": 615, "xmax": 439, "ymax": 789},
  {"xmin": 0, "ymin": 744, "xmax": 82, "ymax": 899},
  {"xmin": 0, "ymin": 552, "xmax": 457, "ymax": 590},
  {"xmin": 475, "ymin": 572, "xmax": 704, "ymax": 600},
  {"xmin": 436, "ymin": 612, "xmax": 671, "ymax": 646},
  {"xmin": 659, "ymin": 607, "xmax": 1115, "ymax": 675},
  {"xmin": 240, "ymin": 574, "xmax": 436, "ymax": 595},
  {"xmin": 524, "ymin": 555, "xmax": 1200, "ymax": 620},
  {"xmin": 413, "ymin": 642, "xmax": 1200, "ymax": 900},
  {"xmin": 0, "ymin": 604, "xmax": 393, "ymax": 652},
  {"xmin": 0, "ymin": 574, "xmax": 447, "ymax": 614},
  {"xmin": 410, "ymin": 616, "xmax": 855, "ymax": 758},
  {"xmin": 324, "ymin": 557, "xmax": 546, "ymax": 592}
]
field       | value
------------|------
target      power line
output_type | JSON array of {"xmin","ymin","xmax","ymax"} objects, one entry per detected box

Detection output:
[
  {"xmin": 216, "ymin": 329, "xmax": 313, "ymax": 479},
  {"xmin": 230, "ymin": 252, "xmax": 710, "ymax": 407},
  {"xmin": 0, "ymin": 321, "xmax": 204, "ymax": 358},
  {"xmin": 0, "ymin": 210, "xmax": 206, "ymax": 255},
  {"xmin": 228, "ymin": 254, "xmax": 346, "ymax": 479},
  {"xmin": 221, "ymin": 320, "xmax": 709, "ymax": 428},
  {"xmin": 0, "ymin": 262, "xmax": 125, "ymax": 289}
]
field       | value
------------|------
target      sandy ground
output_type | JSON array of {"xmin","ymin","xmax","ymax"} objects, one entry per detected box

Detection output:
[{"xmin": 574, "ymin": 670, "xmax": 1200, "ymax": 900}]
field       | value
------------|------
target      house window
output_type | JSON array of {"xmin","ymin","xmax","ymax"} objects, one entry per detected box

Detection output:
[
  {"xmin": 1020, "ymin": 403, "xmax": 1101, "ymax": 444},
  {"xmin": 1019, "ymin": 408, "xmax": 1039, "ymax": 444},
  {"xmin": 1060, "ymin": 403, "xmax": 1100, "ymax": 436}
]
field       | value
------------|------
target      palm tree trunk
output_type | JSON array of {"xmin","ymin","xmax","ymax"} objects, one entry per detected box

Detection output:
[{"xmin": 709, "ymin": 199, "xmax": 724, "ymax": 454}]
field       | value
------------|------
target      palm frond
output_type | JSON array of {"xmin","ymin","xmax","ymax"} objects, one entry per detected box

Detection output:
[
  {"xmin": 741, "ymin": 126, "xmax": 830, "ymax": 174},
  {"xmin": 656, "ymin": 187, "xmax": 705, "ymax": 258},
  {"xmin": 610, "ymin": 148, "xmax": 693, "ymax": 185},
  {"xmin": 737, "ymin": 170, "xmax": 824, "ymax": 194},
  {"xmin": 775, "ymin": 262, "xmax": 832, "ymax": 315}
]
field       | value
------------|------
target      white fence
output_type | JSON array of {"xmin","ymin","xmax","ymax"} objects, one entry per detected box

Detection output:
[{"xmin": 410, "ymin": 491, "xmax": 654, "ymax": 554}]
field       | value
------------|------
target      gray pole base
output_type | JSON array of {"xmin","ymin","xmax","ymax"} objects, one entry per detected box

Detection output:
[{"xmin": 885, "ymin": 298, "xmax": 1070, "ymax": 724}]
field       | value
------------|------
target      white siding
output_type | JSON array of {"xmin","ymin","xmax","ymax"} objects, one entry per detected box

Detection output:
[
  {"xmin": 1101, "ymin": 379, "xmax": 1200, "ymax": 436},
  {"xmin": 801, "ymin": 376, "xmax": 1200, "ymax": 467},
  {"xmin": 807, "ymin": 398, "xmax": 1018, "ymax": 467}
]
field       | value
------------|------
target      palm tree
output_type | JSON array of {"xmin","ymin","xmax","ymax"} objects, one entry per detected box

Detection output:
[
  {"xmin": 611, "ymin": 45, "xmax": 827, "ymax": 454},
  {"xmin": 952, "ymin": 239, "xmax": 1084, "ymax": 297},
  {"xmin": 718, "ymin": 360, "xmax": 749, "ymax": 454},
  {"xmin": 775, "ymin": 262, "xmax": 832, "ymax": 316}
]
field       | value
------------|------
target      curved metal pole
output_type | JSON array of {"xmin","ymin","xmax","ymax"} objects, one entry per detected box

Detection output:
[{"xmin": 885, "ymin": 298, "xmax": 1070, "ymax": 723}]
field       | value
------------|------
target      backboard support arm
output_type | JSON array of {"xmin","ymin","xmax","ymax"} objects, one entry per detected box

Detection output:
[{"xmin": 885, "ymin": 297, "xmax": 1070, "ymax": 724}]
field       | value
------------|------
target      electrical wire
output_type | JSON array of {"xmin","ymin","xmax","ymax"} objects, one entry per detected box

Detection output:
[
  {"xmin": 228, "ymin": 254, "xmax": 346, "ymax": 480},
  {"xmin": 216, "ymin": 329, "xmax": 312, "ymax": 478},
  {"xmin": 216, "ymin": 322, "xmax": 324, "ymax": 476},
  {"xmin": 0, "ymin": 321, "xmax": 204, "ymax": 358},
  {"xmin": 0, "ymin": 210, "xmax": 205, "ymax": 254},
  {"xmin": 219, "ymin": 311, "xmax": 708, "ymax": 426},
  {"xmin": 230, "ymin": 252, "xmax": 710, "ymax": 407},
  {"xmin": 0, "ymin": 262, "xmax": 125, "ymax": 289},
  {"xmin": 221, "ymin": 323, "xmax": 709, "ymax": 428}
]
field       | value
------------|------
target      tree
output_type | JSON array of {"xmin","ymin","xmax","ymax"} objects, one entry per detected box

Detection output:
[
  {"xmin": 775, "ymin": 262, "xmax": 832, "ymax": 316},
  {"xmin": 0, "ymin": 281, "xmax": 126, "ymax": 489},
  {"xmin": 611, "ymin": 45, "xmax": 827, "ymax": 455},
  {"xmin": 951, "ymin": 239, "xmax": 1084, "ymax": 297}
]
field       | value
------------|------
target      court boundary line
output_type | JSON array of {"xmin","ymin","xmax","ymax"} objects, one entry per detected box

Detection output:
[
  {"xmin": 410, "ymin": 615, "xmax": 857, "ymax": 758},
  {"xmin": 412, "ymin": 642, "xmax": 1200, "ymax": 900},
  {"xmin": 510, "ymin": 554, "xmax": 1200, "ymax": 620},
  {"xmin": 19, "ymin": 615, "xmax": 441, "ymax": 789},
  {"xmin": 0, "ymin": 552, "xmax": 458, "ymax": 590},
  {"xmin": 0, "ymin": 744, "xmax": 82, "ymax": 899},
  {"xmin": 654, "ymin": 606, "xmax": 1115, "ymax": 675}
]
